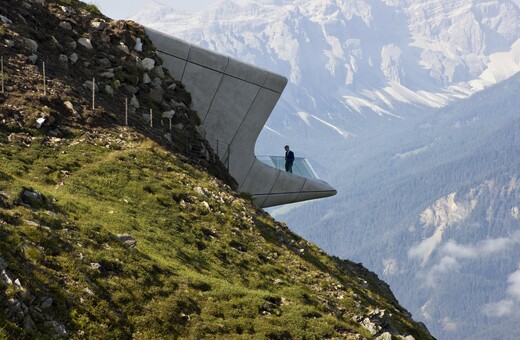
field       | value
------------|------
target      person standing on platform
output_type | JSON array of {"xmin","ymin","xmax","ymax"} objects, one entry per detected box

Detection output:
[{"xmin": 284, "ymin": 145, "xmax": 294, "ymax": 173}]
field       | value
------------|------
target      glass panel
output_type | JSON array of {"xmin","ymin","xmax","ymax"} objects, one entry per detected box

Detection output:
[{"xmin": 257, "ymin": 156, "xmax": 320, "ymax": 179}]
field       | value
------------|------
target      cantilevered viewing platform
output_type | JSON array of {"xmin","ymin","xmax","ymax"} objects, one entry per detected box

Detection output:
[{"xmin": 145, "ymin": 28, "xmax": 337, "ymax": 208}]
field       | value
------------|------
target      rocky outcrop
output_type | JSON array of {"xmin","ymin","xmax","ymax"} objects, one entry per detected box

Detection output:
[{"xmin": 0, "ymin": 0, "xmax": 234, "ymax": 187}]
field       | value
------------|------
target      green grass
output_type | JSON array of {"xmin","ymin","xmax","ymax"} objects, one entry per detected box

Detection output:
[{"xmin": 0, "ymin": 124, "xmax": 433, "ymax": 339}]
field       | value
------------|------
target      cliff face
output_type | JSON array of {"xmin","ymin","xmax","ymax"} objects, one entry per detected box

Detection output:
[{"xmin": 0, "ymin": 0, "xmax": 434, "ymax": 338}]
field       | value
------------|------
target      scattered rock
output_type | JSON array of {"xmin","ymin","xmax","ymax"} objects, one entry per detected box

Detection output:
[
  {"xmin": 151, "ymin": 66, "xmax": 165, "ymax": 79},
  {"xmin": 162, "ymin": 110, "xmax": 176, "ymax": 119},
  {"xmin": 377, "ymin": 332, "xmax": 392, "ymax": 340},
  {"xmin": 51, "ymin": 36, "xmax": 60, "ymax": 46},
  {"xmin": 90, "ymin": 263, "xmax": 101, "ymax": 270},
  {"xmin": 194, "ymin": 187, "xmax": 206, "ymax": 196},
  {"xmin": 23, "ymin": 38, "xmax": 38, "ymax": 51},
  {"xmin": 40, "ymin": 297, "xmax": 53, "ymax": 309},
  {"xmin": 170, "ymin": 99, "xmax": 187, "ymax": 109},
  {"xmin": 0, "ymin": 15, "xmax": 12, "ymax": 24},
  {"xmin": 49, "ymin": 129, "xmax": 62, "ymax": 137},
  {"xmin": 83, "ymin": 80, "xmax": 98, "ymax": 92},
  {"xmin": 130, "ymin": 95, "xmax": 139, "ymax": 108},
  {"xmin": 77, "ymin": 37, "xmax": 93, "ymax": 50},
  {"xmin": 70, "ymin": 52, "xmax": 78, "ymax": 64},
  {"xmin": 59, "ymin": 21, "xmax": 72, "ymax": 30},
  {"xmin": 142, "ymin": 72, "xmax": 151, "ymax": 84},
  {"xmin": 35, "ymin": 117, "xmax": 46, "ymax": 128},
  {"xmin": 116, "ymin": 234, "xmax": 137, "ymax": 248},
  {"xmin": 100, "ymin": 71, "xmax": 114, "ymax": 78},
  {"xmin": 98, "ymin": 57, "xmax": 112, "ymax": 69},
  {"xmin": 134, "ymin": 37, "xmax": 143, "ymax": 52},
  {"xmin": 90, "ymin": 20, "xmax": 107, "ymax": 30},
  {"xmin": 141, "ymin": 57, "xmax": 155, "ymax": 71},
  {"xmin": 58, "ymin": 54, "xmax": 68, "ymax": 69},
  {"xmin": 63, "ymin": 100, "xmax": 75, "ymax": 113},
  {"xmin": 118, "ymin": 42, "xmax": 129, "ymax": 54},
  {"xmin": 151, "ymin": 77, "xmax": 162, "ymax": 87},
  {"xmin": 149, "ymin": 86, "xmax": 164, "ymax": 104},
  {"xmin": 27, "ymin": 54, "xmax": 38, "ymax": 64},
  {"xmin": 44, "ymin": 321, "xmax": 68, "ymax": 338},
  {"xmin": 21, "ymin": 189, "xmax": 43, "ymax": 208},
  {"xmin": 67, "ymin": 40, "xmax": 77, "ymax": 50},
  {"xmin": 4, "ymin": 39, "xmax": 15, "ymax": 48},
  {"xmin": 104, "ymin": 85, "xmax": 114, "ymax": 96}
]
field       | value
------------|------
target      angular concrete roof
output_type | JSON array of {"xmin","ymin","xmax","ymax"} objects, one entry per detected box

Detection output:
[{"xmin": 146, "ymin": 27, "xmax": 336, "ymax": 208}]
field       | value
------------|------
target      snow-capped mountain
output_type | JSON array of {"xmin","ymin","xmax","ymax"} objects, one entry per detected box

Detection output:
[
  {"xmin": 134, "ymin": 0, "xmax": 520, "ymax": 146},
  {"xmin": 133, "ymin": 1, "xmax": 520, "ymax": 339}
]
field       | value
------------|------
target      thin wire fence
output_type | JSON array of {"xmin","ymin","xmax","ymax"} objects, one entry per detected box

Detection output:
[{"xmin": 0, "ymin": 55, "xmax": 229, "ymax": 170}]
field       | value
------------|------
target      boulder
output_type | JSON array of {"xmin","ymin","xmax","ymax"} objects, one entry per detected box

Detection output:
[
  {"xmin": 149, "ymin": 86, "xmax": 164, "ymax": 104},
  {"xmin": 142, "ymin": 72, "xmax": 151, "ymax": 84},
  {"xmin": 0, "ymin": 15, "xmax": 12, "ymax": 24},
  {"xmin": 170, "ymin": 99, "xmax": 187, "ymax": 109},
  {"xmin": 83, "ymin": 80, "xmax": 98, "ymax": 92},
  {"xmin": 51, "ymin": 36, "xmax": 60, "ymax": 46},
  {"xmin": 150, "ymin": 66, "xmax": 165, "ymax": 79},
  {"xmin": 141, "ymin": 57, "xmax": 155, "ymax": 71},
  {"xmin": 100, "ymin": 71, "xmax": 114, "ymax": 78},
  {"xmin": 116, "ymin": 234, "xmax": 137, "ymax": 248},
  {"xmin": 118, "ymin": 43, "xmax": 129, "ymax": 54},
  {"xmin": 23, "ymin": 38, "xmax": 38, "ymax": 52},
  {"xmin": 69, "ymin": 53, "xmax": 78, "ymax": 64},
  {"xmin": 151, "ymin": 77, "xmax": 162, "ymax": 87},
  {"xmin": 40, "ymin": 297, "xmax": 53, "ymax": 309},
  {"xmin": 67, "ymin": 40, "xmax": 77, "ymax": 50},
  {"xmin": 104, "ymin": 85, "xmax": 114, "ymax": 96},
  {"xmin": 162, "ymin": 110, "xmax": 176, "ymax": 119},
  {"xmin": 134, "ymin": 37, "xmax": 143, "ymax": 52},
  {"xmin": 376, "ymin": 332, "xmax": 392, "ymax": 340},
  {"xmin": 44, "ymin": 321, "xmax": 68, "ymax": 338},
  {"xmin": 77, "ymin": 37, "xmax": 93, "ymax": 50},
  {"xmin": 58, "ymin": 54, "xmax": 68, "ymax": 69},
  {"xmin": 59, "ymin": 21, "xmax": 72, "ymax": 30},
  {"xmin": 130, "ymin": 95, "xmax": 139, "ymax": 108},
  {"xmin": 21, "ymin": 189, "xmax": 43, "ymax": 208},
  {"xmin": 90, "ymin": 21, "xmax": 107, "ymax": 30},
  {"xmin": 27, "ymin": 54, "xmax": 38, "ymax": 64},
  {"xmin": 35, "ymin": 117, "xmax": 46, "ymax": 128},
  {"xmin": 98, "ymin": 57, "xmax": 112, "ymax": 69}
]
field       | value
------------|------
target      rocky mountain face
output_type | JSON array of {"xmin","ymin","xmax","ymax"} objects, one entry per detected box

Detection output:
[
  {"xmin": 0, "ymin": 0, "xmax": 433, "ymax": 338},
  {"xmin": 134, "ymin": 0, "xmax": 520, "ymax": 149},
  {"xmin": 132, "ymin": 1, "xmax": 520, "ymax": 339}
]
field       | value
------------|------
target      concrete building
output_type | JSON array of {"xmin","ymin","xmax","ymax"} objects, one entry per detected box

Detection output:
[{"xmin": 146, "ymin": 28, "xmax": 336, "ymax": 208}]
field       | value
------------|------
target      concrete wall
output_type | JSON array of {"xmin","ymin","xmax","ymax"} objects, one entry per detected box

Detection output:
[{"xmin": 145, "ymin": 27, "xmax": 336, "ymax": 208}]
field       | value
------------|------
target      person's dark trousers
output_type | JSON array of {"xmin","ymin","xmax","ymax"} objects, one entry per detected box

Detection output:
[{"xmin": 285, "ymin": 162, "xmax": 293, "ymax": 173}]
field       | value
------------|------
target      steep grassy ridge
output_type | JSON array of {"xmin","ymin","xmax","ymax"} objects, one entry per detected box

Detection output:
[{"xmin": 0, "ymin": 127, "xmax": 432, "ymax": 339}]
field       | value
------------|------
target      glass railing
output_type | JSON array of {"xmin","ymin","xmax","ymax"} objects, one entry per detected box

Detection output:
[{"xmin": 257, "ymin": 156, "xmax": 320, "ymax": 179}]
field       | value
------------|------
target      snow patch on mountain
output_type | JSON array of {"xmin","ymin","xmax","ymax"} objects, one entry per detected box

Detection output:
[{"xmin": 408, "ymin": 191, "xmax": 478, "ymax": 265}]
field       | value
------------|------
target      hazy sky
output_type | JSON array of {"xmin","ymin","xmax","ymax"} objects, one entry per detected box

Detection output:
[{"xmin": 93, "ymin": 0, "xmax": 215, "ymax": 19}]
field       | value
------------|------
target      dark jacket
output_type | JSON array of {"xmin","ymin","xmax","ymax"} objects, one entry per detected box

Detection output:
[{"xmin": 285, "ymin": 150, "xmax": 294, "ymax": 163}]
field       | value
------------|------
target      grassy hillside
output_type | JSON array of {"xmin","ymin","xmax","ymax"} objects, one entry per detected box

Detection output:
[
  {"xmin": 0, "ymin": 125, "xmax": 432, "ymax": 339},
  {"xmin": 0, "ymin": 0, "xmax": 433, "ymax": 338}
]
